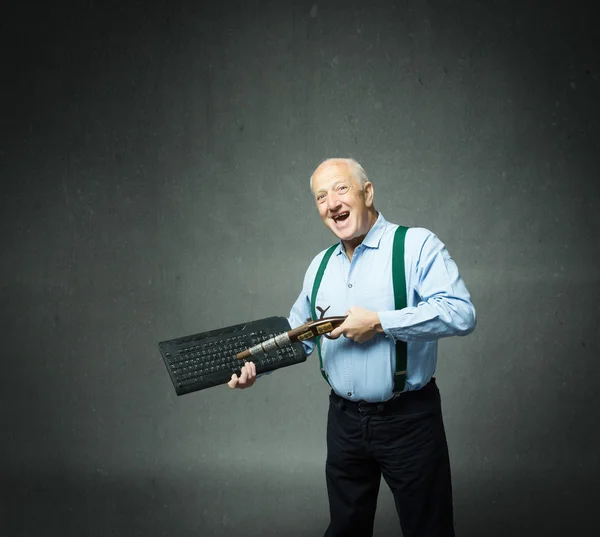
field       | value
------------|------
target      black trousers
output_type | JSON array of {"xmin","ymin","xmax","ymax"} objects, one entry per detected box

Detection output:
[{"xmin": 324, "ymin": 378, "xmax": 455, "ymax": 537}]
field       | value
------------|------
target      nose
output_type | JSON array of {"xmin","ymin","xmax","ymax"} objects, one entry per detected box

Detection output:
[{"xmin": 326, "ymin": 192, "xmax": 342, "ymax": 211}]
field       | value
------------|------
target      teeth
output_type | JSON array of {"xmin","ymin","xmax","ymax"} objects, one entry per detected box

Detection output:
[{"xmin": 333, "ymin": 212, "xmax": 349, "ymax": 221}]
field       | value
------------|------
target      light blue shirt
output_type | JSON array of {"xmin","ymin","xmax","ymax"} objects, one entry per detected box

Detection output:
[{"xmin": 288, "ymin": 213, "xmax": 476, "ymax": 403}]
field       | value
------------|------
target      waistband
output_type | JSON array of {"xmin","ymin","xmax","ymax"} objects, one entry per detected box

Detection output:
[{"xmin": 329, "ymin": 378, "xmax": 439, "ymax": 416}]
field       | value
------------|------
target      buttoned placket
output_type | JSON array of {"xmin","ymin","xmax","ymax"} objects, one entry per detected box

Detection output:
[{"xmin": 342, "ymin": 244, "xmax": 366, "ymax": 400}]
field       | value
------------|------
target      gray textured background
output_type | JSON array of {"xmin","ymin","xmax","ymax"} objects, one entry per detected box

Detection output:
[{"xmin": 1, "ymin": 1, "xmax": 599, "ymax": 536}]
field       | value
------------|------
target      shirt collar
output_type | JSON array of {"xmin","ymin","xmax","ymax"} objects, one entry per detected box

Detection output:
[{"xmin": 335, "ymin": 212, "xmax": 387, "ymax": 255}]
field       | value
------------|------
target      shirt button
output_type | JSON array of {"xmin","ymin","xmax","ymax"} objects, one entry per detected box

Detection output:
[
  {"xmin": 347, "ymin": 392, "xmax": 352, "ymax": 397},
  {"xmin": 348, "ymin": 283, "xmax": 352, "ymax": 288}
]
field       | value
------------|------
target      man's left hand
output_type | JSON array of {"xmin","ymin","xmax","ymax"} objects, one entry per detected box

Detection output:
[{"xmin": 329, "ymin": 306, "xmax": 383, "ymax": 343}]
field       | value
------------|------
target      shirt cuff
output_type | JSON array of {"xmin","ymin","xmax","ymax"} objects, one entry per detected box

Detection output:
[{"xmin": 378, "ymin": 310, "xmax": 401, "ymax": 338}]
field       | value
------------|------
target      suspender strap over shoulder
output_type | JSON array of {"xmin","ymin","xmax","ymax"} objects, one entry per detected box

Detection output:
[
  {"xmin": 392, "ymin": 226, "xmax": 409, "ymax": 392},
  {"xmin": 310, "ymin": 226, "xmax": 409, "ymax": 392},
  {"xmin": 311, "ymin": 244, "xmax": 338, "ymax": 383}
]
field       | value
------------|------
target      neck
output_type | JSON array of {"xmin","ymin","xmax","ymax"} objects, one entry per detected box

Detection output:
[{"xmin": 342, "ymin": 210, "xmax": 379, "ymax": 261}]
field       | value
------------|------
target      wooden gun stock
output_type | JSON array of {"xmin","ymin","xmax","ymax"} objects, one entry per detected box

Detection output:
[{"xmin": 236, "ymin": 316, "xmax": 347, "ymax": 360}]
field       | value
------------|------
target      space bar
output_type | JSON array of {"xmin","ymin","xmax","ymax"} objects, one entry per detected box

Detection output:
[{"xmin": 179, "ymin": 369, "xmax": 236, "ymax": 386}]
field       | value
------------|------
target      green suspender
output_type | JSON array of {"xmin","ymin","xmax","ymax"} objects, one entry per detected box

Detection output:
[
  {"xmin": 311, "ymin": 226, "xmax": 409, "ymax": 392},
  {"xmin": 311, "ymin": 244, "xmax": 338, "ymax": 383},
  {"xmin": 392, "ymin": 226, "xmax": 409, "ymax": 392}
]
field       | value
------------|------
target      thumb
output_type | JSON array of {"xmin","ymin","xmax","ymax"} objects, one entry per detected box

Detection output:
[
  {"xmin": 227, "ymin": 373, "xmax": 239, "ymax": 389},
  {"xmin": 329, "ymin": 327, "xmax": 342, "ymax": 339}
]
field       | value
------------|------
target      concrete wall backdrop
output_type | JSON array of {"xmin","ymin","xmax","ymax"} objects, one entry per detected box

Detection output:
[{"xmin": 1, "ymin": 1, "xmax": 598, "ymax": 536}]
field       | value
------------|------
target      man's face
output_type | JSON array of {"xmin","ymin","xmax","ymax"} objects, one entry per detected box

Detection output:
[{"xmin": 311, "ymin": 161, "xmax": 375, "ymax": 242}]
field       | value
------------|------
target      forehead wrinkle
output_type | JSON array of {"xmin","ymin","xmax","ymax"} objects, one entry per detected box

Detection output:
[
  {"xmin": 315, "ymin": 176, "xmax": 347, "ymax": 193},
  {"xmin": 312, "ymin": 162, "xmax": 355, "ymax": 193}
]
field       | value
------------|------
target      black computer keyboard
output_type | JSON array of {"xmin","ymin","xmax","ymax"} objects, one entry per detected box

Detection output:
[{"xmin": 158, "ymin": 316, "xmax": 307, "ymax": 395}]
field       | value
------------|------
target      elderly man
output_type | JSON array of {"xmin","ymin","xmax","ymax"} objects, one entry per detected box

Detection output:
[{"xmin": 229, "ymin": 158, "xmax": 476, "ymax": 537}]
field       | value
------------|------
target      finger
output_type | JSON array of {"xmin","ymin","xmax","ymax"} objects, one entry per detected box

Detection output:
[
  {"xmin": 241, "ymin": 365, "xmax": 250, "ymax": 385},
  {"xmin": 247, "ymin": 363, "xmax": 256, "ymax": 385},
  {"xmin": 360, "ymin": 332, "xmax": 375, "ymax": 344},
  {"xmin": 239, "ymin": 365, "xmax": 249, "ymax": 384},
  {"xmin": 244, "ymin": 364, "xmax": 256, "ymax": 387}
]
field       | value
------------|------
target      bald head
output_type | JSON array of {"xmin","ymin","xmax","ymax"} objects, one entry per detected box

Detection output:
[{"xmin": 310, "ymin": 158, "xmax": 369, "ymax": 192}]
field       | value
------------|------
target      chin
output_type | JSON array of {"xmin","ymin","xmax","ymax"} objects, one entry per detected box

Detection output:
[{"xmin": 329, "ymin": 226, "xmax": 357, "ymax": 241}]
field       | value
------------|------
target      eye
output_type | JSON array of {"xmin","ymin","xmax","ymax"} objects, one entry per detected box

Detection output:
[
  {"xmin": 316, "ymin": 193, "xmax": 326, "ymax": 203},
  {"xmin": 336, "ymin": 184, "xmax": 350, "ymax": 194}
]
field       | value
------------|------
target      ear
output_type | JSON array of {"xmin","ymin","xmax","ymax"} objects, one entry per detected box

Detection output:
[{"xmin": 363, "ymin": 181, "xmax": 374, "ymax": 207}]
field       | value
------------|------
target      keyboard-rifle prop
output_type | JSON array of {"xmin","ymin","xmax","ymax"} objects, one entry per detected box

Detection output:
[{"xmin": 159, "ymin": 306, "xmax": 346, "ymax": 396}]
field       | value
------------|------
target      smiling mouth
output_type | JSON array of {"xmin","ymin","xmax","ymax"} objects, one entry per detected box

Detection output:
[{"xmin": 332, "ymin": 212, "xmax": 350, "ymax": 224}]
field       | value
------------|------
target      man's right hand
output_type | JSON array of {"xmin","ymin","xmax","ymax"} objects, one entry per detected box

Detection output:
[{"xmin": 227, "ymin": 361, "xmax": 257, "ymax": 389}]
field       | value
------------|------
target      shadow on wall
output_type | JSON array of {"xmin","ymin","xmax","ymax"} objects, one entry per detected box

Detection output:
[
  {"xmin": 1, "ymin": 466, "xmax": 596, "ymax": 537},
  {"xmin": 0, "ymin": 468, "xmax": 329, "ymax": 537},
  {"xmin": 453, "ymin": 469, "xmax": 597, "ymax": 537}
]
